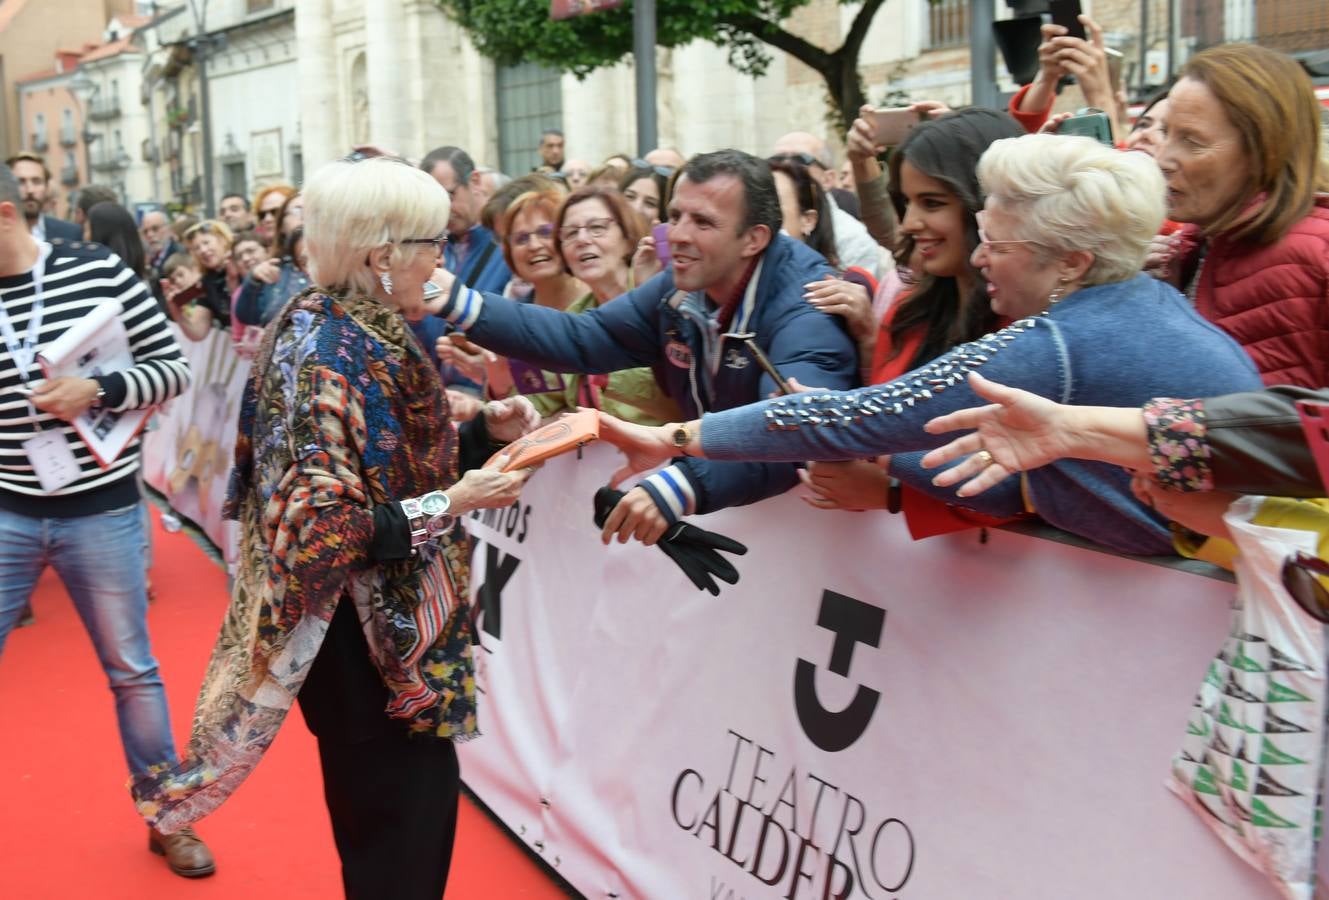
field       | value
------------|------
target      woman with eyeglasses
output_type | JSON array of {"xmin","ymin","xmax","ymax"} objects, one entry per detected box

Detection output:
[
  {"xmin": 596, "ymin": 134, "xmax": 1265, "ymax": 557},
  {"xmin": 434, "ymin": 187, "xmax": 582, "ymax": 400},
  {"xmin": 132, "ymin": 157, "xmax": 541, "ymax": 899},
  {"xmin": 530, "ymin": 186, "xmax": 680, "ymax": 423},
  {"xmin": 446, "ymin": 187, "xmax": 680, "ymax": 425},
  {"xmin": 251, "ymin": 183, "xmax": 295, "ymax": 243}
]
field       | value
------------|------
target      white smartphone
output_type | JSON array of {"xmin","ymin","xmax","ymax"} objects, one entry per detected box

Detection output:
[{"xmin": 867, "ymin": 107, "xmax": 924, "ymax": 147}]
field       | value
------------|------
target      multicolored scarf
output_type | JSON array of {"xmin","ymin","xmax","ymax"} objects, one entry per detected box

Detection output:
[{"xmin": 131, "ymin": 289, "xmax": 476, "ymax": 832}]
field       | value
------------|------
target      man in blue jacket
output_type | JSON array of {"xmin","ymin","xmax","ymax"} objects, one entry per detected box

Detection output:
[
  {"xmin": 420, "ymin": 145, "xmax": 512, "ymax": 295},
  {"xmin": 428, "ymin": 149, "xmax": 859, "ymax": 545}
]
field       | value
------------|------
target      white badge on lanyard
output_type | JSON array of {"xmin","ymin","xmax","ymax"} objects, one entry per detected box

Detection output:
[
  {"xmin": 23, "ymin": 430, "xmax": 81, "ymax": 492},
  {"xmin": 4, "ymin": 242, "xmax": 78, "ymax": 493}
]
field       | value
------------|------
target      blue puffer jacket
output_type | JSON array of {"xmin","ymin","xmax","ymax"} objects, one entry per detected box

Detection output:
[
  {"xmin": 701, "ymin": 274, "xmax": 1265, "ymax": 555},
  {"xmin": 435, "ymin": 235, "xmax": 859, "ymax": 518}
]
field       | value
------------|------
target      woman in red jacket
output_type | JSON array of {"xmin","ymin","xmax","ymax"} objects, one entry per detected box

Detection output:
[{"xmin": 1154, "ymin": 43, "xmax": 1329, "ymax": 389}]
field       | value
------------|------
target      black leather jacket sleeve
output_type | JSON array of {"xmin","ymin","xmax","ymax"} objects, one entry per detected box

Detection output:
[{"xmin": 1204, "ymin": 386, "xmax": 1328, "ymax": 497}]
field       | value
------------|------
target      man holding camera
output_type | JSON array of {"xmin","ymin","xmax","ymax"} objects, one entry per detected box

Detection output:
[
  {"xmin": 426, "ymin": 149, "xmax": 858, "ymax": 548},
  {"xmin": 0, "ymin": 166, "xmax": 213, "ymax": 878}
]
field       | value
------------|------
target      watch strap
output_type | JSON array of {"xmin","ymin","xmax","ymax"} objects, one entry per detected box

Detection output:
[{"xmin": 399, "ymin": 497, "xmax": 430, "ymax": 547}]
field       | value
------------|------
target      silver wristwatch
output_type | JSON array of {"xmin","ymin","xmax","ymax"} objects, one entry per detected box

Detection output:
[{"xmin": 400, "ymin": 490, "xmax": 453, "ymax": 548}]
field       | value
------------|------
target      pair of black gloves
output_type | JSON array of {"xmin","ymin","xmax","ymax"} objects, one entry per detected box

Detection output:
[{"xmin": 593, "ymin": 487, "xmax": 748, "ymax": 596}]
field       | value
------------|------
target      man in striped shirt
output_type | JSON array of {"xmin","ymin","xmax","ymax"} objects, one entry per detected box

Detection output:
[{"xmin": 0, "ymin": 167, "xmax": 216, "ymax": 877}]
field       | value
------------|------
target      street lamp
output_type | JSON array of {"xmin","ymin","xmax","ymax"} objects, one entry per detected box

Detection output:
[{"xmin": 67, "ymin": 68, "xmax": 99, "ymax": 190}]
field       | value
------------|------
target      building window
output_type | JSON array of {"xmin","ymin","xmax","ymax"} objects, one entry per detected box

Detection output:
[
  {"xmin": 1223, "ymin": 0, "xmax": 1256, "ymax": 42},
  {"xmin": 31, "ymin": 113, "xmax": 48, "ymax": 151},
  {"xmin": 496, "ymin": 62, "xmax": 562, "ymax": 176},
  {"xmin": 924, "ymin": 0, "xmax": 969, "ymax": 50},
  {"xmin": 222, "ymin": 160, "xmax": 247, "ymax": 198}
]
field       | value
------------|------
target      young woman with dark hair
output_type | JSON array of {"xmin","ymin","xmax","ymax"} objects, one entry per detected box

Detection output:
[
  {"xmin": 87, "ymin": 201, "xmax": 147, "ymax": 278},
  {"xmin": 798, "ymin": 106, "xmax": 1025, "ymax": 532},
  {"xmin": 767, "ymin": 157, "xmax": 839, "ymax": 268},
  {"xmin": 881, "ymin": 107, "xmax": 1024, "ymax": 374},
  {"xmin": 619, "ymin": 164, "xmax": 670, "ymax": 225}
]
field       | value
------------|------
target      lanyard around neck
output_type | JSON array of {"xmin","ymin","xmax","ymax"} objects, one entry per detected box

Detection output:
[{"xmin": 0, "ymin": 241, "xmax": 51, "ymax": 383}]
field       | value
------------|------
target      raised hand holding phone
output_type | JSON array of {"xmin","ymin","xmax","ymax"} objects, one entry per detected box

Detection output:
[{"xmin": 866, "ymin": 107, "xmax": 922, "ymax": 147}]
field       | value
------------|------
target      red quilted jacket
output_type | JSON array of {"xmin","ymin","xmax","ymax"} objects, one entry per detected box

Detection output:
[{"xmin": 1173, "ymin": 194, "xmax": 1329, "ymax": 389}]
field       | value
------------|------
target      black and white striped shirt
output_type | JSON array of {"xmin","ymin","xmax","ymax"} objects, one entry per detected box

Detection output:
[{"xmin": 0, "ymin": 239, "xmax": 191, "ymax": 517}]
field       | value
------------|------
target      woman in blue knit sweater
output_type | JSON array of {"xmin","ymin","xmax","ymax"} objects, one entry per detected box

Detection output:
[{"xmin": 596, "ymin": 134, "xmax": 1264, "ymax": 556}]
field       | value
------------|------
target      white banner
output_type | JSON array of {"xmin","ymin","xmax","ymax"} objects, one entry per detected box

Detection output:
[
  {"xmin": 135, "ymin": 332, "xmax": 1314, "ymax": 897},
  {"xmin": 459, "ymin": 444, "xmax": 1293, "ymax": 899},
  {"xmin": 141, "ymin": 327, "xmax": 248, "ymax": 565}
]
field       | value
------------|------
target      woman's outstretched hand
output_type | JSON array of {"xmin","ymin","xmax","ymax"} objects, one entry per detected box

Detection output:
[
  {"xmin": 595, "ymin": 412, "xmax": 680, "ymax": 487},
  {"xmin": 921, "ymin": 372, "xmax": 1073, "ymax": 496},
  {"xmin": 448, "ymin": 454, "xmax": 538, "ymax": 514}
]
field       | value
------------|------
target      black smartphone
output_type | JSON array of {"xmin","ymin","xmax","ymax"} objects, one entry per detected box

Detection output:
[{"xmin": 1049, "ymin": 0, "xmax": 1086, "ymax": 40}]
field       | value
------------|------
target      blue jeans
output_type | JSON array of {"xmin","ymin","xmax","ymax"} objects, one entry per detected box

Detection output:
[{"xmin": 0, "ymin": 502, "xmax": 177, "ymax": 777}]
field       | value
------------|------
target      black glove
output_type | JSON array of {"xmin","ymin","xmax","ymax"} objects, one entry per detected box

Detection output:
[{"xmin": 594, "ymin": 487, "xmax": 748, "ymax": 596}]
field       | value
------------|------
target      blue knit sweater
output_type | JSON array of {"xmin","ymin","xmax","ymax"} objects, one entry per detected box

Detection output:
[{"xmin": 700, "ymin": 274, "xmax": 1264, "ymax": 555}]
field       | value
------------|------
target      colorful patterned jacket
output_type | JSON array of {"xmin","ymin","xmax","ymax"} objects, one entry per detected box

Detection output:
[{"xmin": 132, "ymin": 289, "xmax": 476, "ymax": 832}]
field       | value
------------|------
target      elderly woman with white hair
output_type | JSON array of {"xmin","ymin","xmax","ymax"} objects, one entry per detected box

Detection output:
[
  {"xmin": 131, "ymin": 157, "xmax": 539, "ymax": 898},
  {"xmin": 598, "ymin": 134, "xmax": 1265, "ymax": 555}
]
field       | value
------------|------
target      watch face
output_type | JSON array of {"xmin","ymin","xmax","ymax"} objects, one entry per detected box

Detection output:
[{"xmin": 419, "ymin": 491, "xmax": 450, "ymax": 516}]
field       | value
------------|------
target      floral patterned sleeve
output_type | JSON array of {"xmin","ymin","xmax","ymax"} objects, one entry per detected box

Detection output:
[{"xmin": 1143, "ymin": 397, "xmax": 1214, "ymax": 492}]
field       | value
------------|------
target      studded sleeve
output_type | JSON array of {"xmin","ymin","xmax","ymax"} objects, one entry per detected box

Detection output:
[{"xmin": 699, "ymin": 316, "xmax": 1068, "ymax": 463}]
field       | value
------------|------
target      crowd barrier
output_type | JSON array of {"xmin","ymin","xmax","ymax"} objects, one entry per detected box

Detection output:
[
  {"xmin": 141, "ymin": 327, "xmax": 246, "ymax": 565},
  {"xmin": 142, "ymin": 328, "xmax": 1312, "ymax": 898}
]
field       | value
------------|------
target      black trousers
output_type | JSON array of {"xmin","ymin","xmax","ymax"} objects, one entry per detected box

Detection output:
[{"xmin": 299, "ymin": 598, "xmax": 460, "ymax": 900}]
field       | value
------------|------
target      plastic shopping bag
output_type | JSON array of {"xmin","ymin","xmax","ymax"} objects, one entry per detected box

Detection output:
[{"xmin": 1168, "ymin": 496, "xmax": 1329, "ymax": 900}]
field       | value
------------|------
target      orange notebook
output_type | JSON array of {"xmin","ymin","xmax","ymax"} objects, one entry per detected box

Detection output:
[{"xmin": 484, "ymin": 408, "xmax": 600, "ymax": 471}]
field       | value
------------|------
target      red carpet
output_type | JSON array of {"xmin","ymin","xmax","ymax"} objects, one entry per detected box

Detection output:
[{"xmin": 0, "ymin": 507, "xmax": 571, "ymax": 899}]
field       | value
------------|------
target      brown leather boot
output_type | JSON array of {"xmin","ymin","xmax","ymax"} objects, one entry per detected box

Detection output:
[{"xmin": 148, "ymin": 826, "xmax": 216, "ymax": 878}]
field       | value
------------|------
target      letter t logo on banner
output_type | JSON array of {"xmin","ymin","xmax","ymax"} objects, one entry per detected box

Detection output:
[{"xmin": 794, "ymin": 590, "xmax": 885, "ymax": 752}]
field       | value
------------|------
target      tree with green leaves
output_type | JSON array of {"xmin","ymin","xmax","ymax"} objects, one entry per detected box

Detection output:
[{"xmin": 434, "ymin": 0, "xmax": 893, "ymax": 132}]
